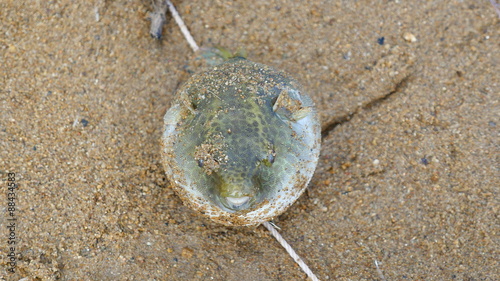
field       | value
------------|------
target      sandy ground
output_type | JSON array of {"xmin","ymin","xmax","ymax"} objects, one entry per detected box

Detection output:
[{"xmin": 1, "ymin": 0, "xmax": 499, "ymax": 280}]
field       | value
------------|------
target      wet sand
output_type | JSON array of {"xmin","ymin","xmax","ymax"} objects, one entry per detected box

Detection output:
[{"xmin": 1, "ymin": 0, "xmax": 498, "ymax": 280}]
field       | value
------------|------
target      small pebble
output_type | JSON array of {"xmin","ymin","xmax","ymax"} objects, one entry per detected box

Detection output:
[
  {"xmin": 403, "ymin": 32, "xmax": 417, "ymax": 42},
  {"xmin": 149, "ymin": 0, "xmax": 168, "ymax": 39},
  {"xmin": 149, "ymin": 11, "xmax": 166, "ymax": 39},
  {"xmin": 81, "ymin": 118, "xmax": 89, "ymax": 127},
  {"xmin": 181, "ymin": 247, "xmax": 194, "ymax": 259},
  {"xmin": 373, "ymin": 159, "xmax": 380, "ymax": 165},
  {"xmin": 421, "ymin": 157, "xmax": 429, "ymax": 165}
]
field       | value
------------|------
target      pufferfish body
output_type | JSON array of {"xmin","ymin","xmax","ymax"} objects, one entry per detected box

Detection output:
[{"xmin": 162, "ymin": 58, "xmax": 320, "ymax": 226}]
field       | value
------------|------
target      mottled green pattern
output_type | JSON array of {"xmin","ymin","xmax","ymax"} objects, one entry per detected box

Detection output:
[{"xmin": 171, "ymin": 58, "xmax": 305, "ymax": 212}]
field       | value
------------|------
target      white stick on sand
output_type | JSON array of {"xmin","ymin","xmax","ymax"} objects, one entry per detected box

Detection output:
[
  {"xmin": 166, "ymin": 0, "xmax": 199, "ymax": 52},
  {"xmin": 262, "ymin": 222, "xmax": 320, "ymax": 281}
]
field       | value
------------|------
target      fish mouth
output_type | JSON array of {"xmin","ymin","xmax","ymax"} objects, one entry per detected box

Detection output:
[
  {"xmin": 218, "ymin": 195, "xmax": 254, "ymax": 211},
  {"xmin": 225, "ymin": 196, "xmax": 251, "ymax": 209}
]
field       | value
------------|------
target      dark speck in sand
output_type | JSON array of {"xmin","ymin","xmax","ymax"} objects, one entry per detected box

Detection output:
[
  {"xmin": 421, "ymin": 157, "xmax": 429, "ymax": 165},
  {"xmin": 81, "ymin": 119, "xmax": 89, "ymax": 127}
]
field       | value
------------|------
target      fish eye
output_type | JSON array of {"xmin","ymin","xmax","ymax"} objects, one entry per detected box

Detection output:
[
  {"xmin": 267, "ymin": 152, "xmax": 275, "ymax": 164},
  {"xmin": 261, "ymin": 146, "xmax": 276, "ymax": 167}
]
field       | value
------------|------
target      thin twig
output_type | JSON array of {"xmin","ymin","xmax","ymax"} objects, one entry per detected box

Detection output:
[
  {"xmin": 262, "ymin": 222, "xmax": 320, "ymax": 281},
  {"xmin": 166, "ymin": 0, "xmax": 199, "ymax": 52},
  {"xmin": 374, "ymin": 260, "xmax": 387, "ymax": 281},
  {"xmin": 490, "ymin": 0, "xmax": 500, "ymax": 18}
]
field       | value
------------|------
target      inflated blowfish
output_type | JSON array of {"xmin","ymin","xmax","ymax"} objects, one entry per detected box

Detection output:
[{"xmin": 162, "ymin": 57, "xmax": 320, "ymax": 226}]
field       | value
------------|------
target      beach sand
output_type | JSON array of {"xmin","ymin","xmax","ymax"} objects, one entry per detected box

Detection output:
[{"xmin": 1, "ymin": 0, "xmax": 498, "ymax": 280}]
